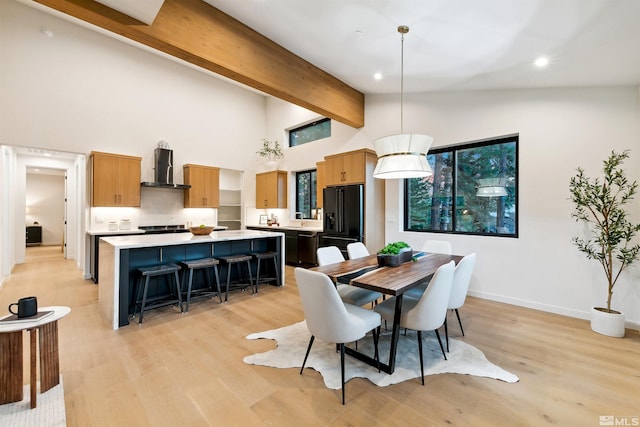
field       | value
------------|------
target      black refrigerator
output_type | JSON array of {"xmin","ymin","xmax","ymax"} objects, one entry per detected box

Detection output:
[{"xmin": 321, "ymin": 184, "xmax": 364, "ymax": 258}]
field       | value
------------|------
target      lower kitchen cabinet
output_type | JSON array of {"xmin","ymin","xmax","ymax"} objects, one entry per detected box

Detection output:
[
  {"xmin": 284, "ymin": 230, "xmax": 298, "ymax": 265},
  {"xmin": 297, "ymin": 231, "xmax": 317, "ymax": 266},
  {"xmin": 246, "ymin": 226, "xmax": 318, "ymax": 266}
]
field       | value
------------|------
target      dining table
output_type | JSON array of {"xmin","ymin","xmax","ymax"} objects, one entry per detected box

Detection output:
[{"xmin": 311, "ymin": 252, "xmax": 462, "ymax": 374}]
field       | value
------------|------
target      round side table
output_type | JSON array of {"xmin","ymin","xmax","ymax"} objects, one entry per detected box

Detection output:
[{"xmin": 0, "ymin": 306, "xmax": 70, "ymax": 408}]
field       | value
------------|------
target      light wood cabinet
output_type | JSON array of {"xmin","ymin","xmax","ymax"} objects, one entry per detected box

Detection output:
[
  {"xmin": 316, "ymin": 161, "xmax": 326, "ymax": 208},
  {"xmin": 256, "ymin": 170, "xmax": 287, "ymax": 209},
  {"xmin": 91, "ymin": 151, "xmax": 141, "ymax": 207},
  {"xmin": 183, "ymin": 164, "xmax": 220, "ymax": 208},
  {"xmin": 324, "ymin": 149, "xmax": 373, "ymax": 186}
]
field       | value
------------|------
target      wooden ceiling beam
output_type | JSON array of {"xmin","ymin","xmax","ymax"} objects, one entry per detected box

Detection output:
[{"xmin": 33, "ymin": 0, "xmax": 365, "ymax": 128}]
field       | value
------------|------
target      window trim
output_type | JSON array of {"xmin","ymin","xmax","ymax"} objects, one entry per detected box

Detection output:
[{"xmin": 403, "ymin": 134, "xmax": 519, "ymax": 238}]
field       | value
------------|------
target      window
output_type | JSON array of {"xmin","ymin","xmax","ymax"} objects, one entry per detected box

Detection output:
[
  {"xmin": 405, "ymin": 135, "xmax": 518, "ymax": 237},
  {"xmin": 289, "ymin": 118, "xmax": 331, "ymax": 147},
  {"xmin": 296, "ymin": 169, "xmax": 317, "ymax": 219}
]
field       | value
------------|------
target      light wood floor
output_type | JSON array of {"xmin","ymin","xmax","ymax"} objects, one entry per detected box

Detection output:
[{"xmin": 2, "ymin": 246, "xmax": 639, "ymax": 426}]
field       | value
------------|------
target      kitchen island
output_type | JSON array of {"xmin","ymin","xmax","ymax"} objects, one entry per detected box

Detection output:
[{"xmin": 98, "ymin": 230, "xmax": 284, "ymax": 329}]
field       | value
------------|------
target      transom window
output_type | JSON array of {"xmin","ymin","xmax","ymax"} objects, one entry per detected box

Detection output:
[
  {"xmin": 404, "ymin": 135, "xmax": 518, "ymax": 237},
  {"xmin": 295, "ymin": 169, "xmax": 317, "ymax": 219},
  {"xmin": 289, "ymin": 118, "xmax": 331, "ymax": 147}
]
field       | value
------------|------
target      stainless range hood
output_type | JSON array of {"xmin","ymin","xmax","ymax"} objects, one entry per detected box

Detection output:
[{"xmin": 141, "ymin": 146, "xmax": 191, "ymax": 189}]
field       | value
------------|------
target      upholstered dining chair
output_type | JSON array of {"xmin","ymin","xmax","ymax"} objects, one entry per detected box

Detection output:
[
  {"xmin": 316, "ymin": 246, "xmax": 382, "ymax": 307},
  {"xmin": 373, "ymin": 261, "xmax": 455, "ymax": 385},
  {"xmin": 444, "ymin": 253, "xmax": 476, "ymax": 352},
  {"xmin": 346, "ymin": 241, "xmax": 369, "ymax": 259},
  {"xmin": 404, "ymin": 240, "xmax": 453, "ymax": 300},
  {"xmin": 295, "ymin": 267, "xmax": 381, "ymax": 404},
  {"xmin": 422, "ymin": 239, "xmax": 452, "ymax": 255}
]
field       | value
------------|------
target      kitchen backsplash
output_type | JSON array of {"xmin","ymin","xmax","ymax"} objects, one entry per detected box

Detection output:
[{"xmin": 89, "ymin": 187, "xmax": 217, "ymax": 231}]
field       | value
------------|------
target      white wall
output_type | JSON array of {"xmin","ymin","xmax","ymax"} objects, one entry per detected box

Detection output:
[{"xmin": 377, "ymin": 87, "xmax": 640, "ymax": 328}]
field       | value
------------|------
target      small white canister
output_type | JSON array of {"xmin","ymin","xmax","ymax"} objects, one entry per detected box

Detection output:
[
  {"xmin": 108, "ymin": 221, "xmax": 118, "ymax": 231},
  {"xmin": 119, "ymin": 219, "xmax": 131, "ymax": 230}
]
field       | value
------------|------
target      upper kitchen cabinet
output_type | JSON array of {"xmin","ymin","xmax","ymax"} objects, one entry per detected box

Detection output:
[
  {"xmin": 183, "ymin": 164, "xmax": 220, "ymax": 208},
  {"xmin": 316, "ymin": 161, "xmax": 326, "ymax": 208},
  {"xmin": 256, "ymin": 170, "xmax": 287, "ymax": 209},
  {"xmin": 91, "ymin": 151, "xmax": 141, "ymax": 207},
  {"xmin": 324, "ymin": 148, "xmax": 376, "ymax": 186}
]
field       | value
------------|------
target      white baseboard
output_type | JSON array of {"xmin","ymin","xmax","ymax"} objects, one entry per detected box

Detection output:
[{"xmin": 468, "ymin": 290, "xmax": 640, "ymax": 331}]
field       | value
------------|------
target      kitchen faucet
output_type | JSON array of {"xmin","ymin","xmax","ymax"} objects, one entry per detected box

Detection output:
[{"xmin": 295, "ymin": 212, "xmax": 305, "ymax": 227}]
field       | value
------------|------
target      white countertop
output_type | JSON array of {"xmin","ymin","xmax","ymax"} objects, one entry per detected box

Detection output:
[
  {"xmin": 87, "ymin": 229, "xmax": 145, "ymax": 236},
  {"xmin": 100, "ymin": 229, "xmax": 284, "ymax": 249}
]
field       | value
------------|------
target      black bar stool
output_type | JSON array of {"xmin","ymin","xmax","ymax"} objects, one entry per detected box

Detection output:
[
  {"xmin": 216, "ymin": 254, "xmax": 255, "ymax": 302},
  {"xmin": 251, "ymin": 252, "xmax": 280, "ymax": 292},
  {"xmin": 133, "ymin": 263, "xmax": 182, "ymax": 324},
  {"xmin": 178, "ymin": 258, "xmax": 223, "ymax": 311}
]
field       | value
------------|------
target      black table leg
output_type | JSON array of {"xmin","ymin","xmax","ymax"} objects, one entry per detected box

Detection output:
[{"xmin": 344, "ymin": 293, "xmax": 403, "ymax": 375}]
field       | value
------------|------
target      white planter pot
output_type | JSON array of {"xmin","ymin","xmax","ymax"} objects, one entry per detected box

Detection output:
[{"xmin": 590, "ymin": 307, "xmax": 625, "ymax": 337}]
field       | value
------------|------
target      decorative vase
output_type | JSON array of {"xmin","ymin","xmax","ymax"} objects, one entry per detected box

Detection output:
[
  {"xmin": 590, "ymin": 307, "xmax": 625, "ymax": 337},
  {"xmin": 377, "ymin": 248, "xmax": 413, "ymax": 267},
  {"xmin": 258, "ymin": 158, "xmax": 280, "ymax": 172}
]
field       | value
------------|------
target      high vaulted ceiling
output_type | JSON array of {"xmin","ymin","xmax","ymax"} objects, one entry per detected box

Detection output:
[
  {"xmin": 25, "ymin": 0, "xmax": 640, "ymax": 127},
  {"xmin": 205, "ymin": 0, "xmax": 640, "ymax": 94}
]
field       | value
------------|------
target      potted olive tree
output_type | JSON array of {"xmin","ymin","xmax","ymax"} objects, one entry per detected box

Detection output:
[{"xmin": 569, "ymin": 150, "xmax": 640, "ymax": 337}]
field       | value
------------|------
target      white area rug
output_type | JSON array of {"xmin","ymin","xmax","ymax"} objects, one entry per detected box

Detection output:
[
  {"xmin": 0, "ymin": 377, "xmax": 66, "ymax": 426},
  {"xmin": 244, "ymin": 321, "xmax": 518, "ymax": 388}
]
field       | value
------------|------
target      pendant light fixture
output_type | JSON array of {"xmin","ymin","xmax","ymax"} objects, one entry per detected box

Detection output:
[
  {"xmin": 476, "ymin": 177, "xmax": 508, "ymax": 197},
  {"xmin": 373, "ymin": 25, "xmax": 434, "ymax": 180}
]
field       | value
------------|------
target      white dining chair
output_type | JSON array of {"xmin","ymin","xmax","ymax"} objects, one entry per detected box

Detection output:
[
  {"xmin": 316, "ymin": 246, "xmax": 382, "ymax": 307},
  {"xmin": 317, "ymin": 246, "xmax": 345, "ymax": 266},
  {"xmin": 404, "ymin": 239, "xmax": 453, "ymax": 300},
  {"xmin": 346, "ymin": 242, "xmax": 369, "ymax": 259},
  {"xmin": 373, "ymin": 261, "xmax": 455, "ymax": 385},
  {"xmin": 295, "ymin": 267, "xmax": 381, "ymax": 404},
  {"xmin": 422, "ymin": 239, "xmax": 452, "ymax": 255},
  {"xmin": 444, "ymin": 253, "xmax": 476, "ymax": 352}
]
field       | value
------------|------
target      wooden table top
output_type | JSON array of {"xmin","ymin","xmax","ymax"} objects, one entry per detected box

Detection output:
[{"xmin": 311, "ymin": 253, "xmax": 462, "ymax": 296}]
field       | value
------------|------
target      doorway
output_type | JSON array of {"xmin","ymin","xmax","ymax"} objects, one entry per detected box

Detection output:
[
  {"xmin": 26, "ymin": 167, "xmax": 66, "ymax": 256},
  {"xmin": 0, "ymin": 145, "xmax": 86, "ymax": 282}
]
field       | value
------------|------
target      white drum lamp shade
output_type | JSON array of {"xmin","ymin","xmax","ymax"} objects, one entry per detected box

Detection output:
[
  {"xmin": 373, "ymin": 134, "xmax": 434, "ymax": 179},
  {"xmin": 476, "ymin": 178, "xmax": 508, "ymax": 197}
]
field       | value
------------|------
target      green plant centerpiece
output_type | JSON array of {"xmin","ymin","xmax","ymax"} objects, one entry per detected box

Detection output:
[
  {"xmin": 377, "ymin": 241, "xmax": 413, "ymax": 267},
  {"xmin": 569, "ymin": 149, "xmax": 640, "ymax": 337},
  {"xmin": 256, "ymin": 139, "xmax": 284, "ymax": 160}
]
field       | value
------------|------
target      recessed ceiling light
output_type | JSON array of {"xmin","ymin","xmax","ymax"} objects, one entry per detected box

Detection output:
[
  {"xmin": 534, "ymin": 57, "xmax": 549, "ymax": 68},
  {"xmin": 374, "ymin": 72, "xmax": 382, "ymax": 80},
  {"xmin": 41, "ymin": 27, "xmax": 54, "ymax": 38}
]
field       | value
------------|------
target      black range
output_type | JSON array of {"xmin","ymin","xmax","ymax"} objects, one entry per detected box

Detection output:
[{"xmin": 138, "ymin": 225, "xmax": 191, "ymax": 234}]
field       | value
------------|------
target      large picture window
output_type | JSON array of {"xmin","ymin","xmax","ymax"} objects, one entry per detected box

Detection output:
[
  {"xmin": 295, "ymin": 169, "xmax": 317, "ymax": 219},
  {"xmin": 405, "ymin": 135, "xmax": 518, "ymax": 237}
]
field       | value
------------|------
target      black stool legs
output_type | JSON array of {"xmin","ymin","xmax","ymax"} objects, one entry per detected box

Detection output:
[
  {"xmin": 133, "ymin": 264, "xmax": 182, "ymax": 324},
  {"xmin": 178, "ymin": 258, "xmax": 223, "ymax": 311},
  {"xmin": 251, "ymin": 252, "xmax": 280, "ymax": 292},
  {"xmin": 217, "ymin": 255, "xmax": 255, "ymax": 302}
]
